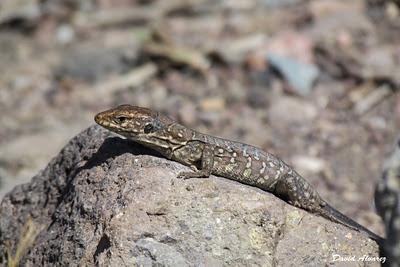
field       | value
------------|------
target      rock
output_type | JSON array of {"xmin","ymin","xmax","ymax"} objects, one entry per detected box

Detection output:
[
  {"xmin": 200, "ymin": 97, "xmax": 225, "ymax": 112},
  {"xmin": 55, "ymin": 46, "xmax": 129, "ymax": 83},
  {"xmin": 268, "ymin": 96, "xmax": 317, "ymax": 128},
  {"xmin": 265, "ymin": 31, "xmax": 315, "ymax": 65},
  {"xmin": 267, "ymin": 54, "xmax": 320, "ymax": 95},
  {"xmin": 361, "ymin": 47, "xmax": 400, "ymax": 85},
  {"xmin": 214, "ymin": 34, "xmax": 267, "ymax": 65},
  {"xmin": 260, "ymin": 0, "xmax": 303, "ymax": 8},
  {"xmin": 178, "ymin": 103, "xmax": 197, "ymax": 125},
  {"xmin": 0, "ymin": 0, "xmax": 41, "ymax": 25},
  {"xmin": 291, "ymin": 155, "xmax": 327, "ymax": 175},
  {"xmin": 0, "ymin": 126, "xmax": 379, "ymax": 266},
  {"xmin": 56, "ymin": 24, "xmax": 75, "ymax": 44}
]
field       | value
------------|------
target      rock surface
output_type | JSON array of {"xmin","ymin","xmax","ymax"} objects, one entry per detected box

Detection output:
[{"xmin": 0, "ymin": 126, "xmax": 380, "ymax": 266}]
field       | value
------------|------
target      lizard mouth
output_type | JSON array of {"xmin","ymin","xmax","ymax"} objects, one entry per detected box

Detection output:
[{"xmin": 95, "ymin": 113, "xmax": 138, "ymax": 138}]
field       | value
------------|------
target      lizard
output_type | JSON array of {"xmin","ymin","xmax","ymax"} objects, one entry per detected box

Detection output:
[{"xmin": 94, "ymin": 104, "xmax": 384, "ymax": 243}]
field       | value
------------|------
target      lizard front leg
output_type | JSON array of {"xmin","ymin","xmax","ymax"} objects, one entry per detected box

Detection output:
[{"xmin": 175, "ymin": 143, "xmax": 214, "ymax": 179}]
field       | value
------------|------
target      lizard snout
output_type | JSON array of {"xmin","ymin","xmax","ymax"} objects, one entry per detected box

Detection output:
[{"xmin": 94, "ymin": 112, "xmax": 108, "ymax": 126}]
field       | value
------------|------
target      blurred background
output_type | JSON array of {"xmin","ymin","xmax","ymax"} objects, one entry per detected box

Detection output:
[{"xmin": 0, "ymin": 0, "xmax": 399, "ymax": 236}]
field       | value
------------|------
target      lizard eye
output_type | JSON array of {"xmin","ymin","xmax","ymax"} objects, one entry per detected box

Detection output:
[
  {"xmin": 114, "ymin": 116, "xmax": 128, "ymax": 124},
  {"xmin": 144, "ymin": 123, "xmax": 154, "ymax": 133}
]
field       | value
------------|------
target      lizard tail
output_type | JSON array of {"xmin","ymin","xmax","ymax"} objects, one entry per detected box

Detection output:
[{"xmin": 321, "ymin": 204, "xmax": 384, "ymax": 244}]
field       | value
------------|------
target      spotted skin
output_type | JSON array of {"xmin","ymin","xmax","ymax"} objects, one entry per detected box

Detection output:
[{"xmin": 95, "ymin": 104, "xmax": 383, "ymax": 242}]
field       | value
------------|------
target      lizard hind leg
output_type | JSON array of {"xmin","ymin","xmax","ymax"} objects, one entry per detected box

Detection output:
[{"xmin": 273, "ymin": 173, "xmax": 325, "ymax": 212}]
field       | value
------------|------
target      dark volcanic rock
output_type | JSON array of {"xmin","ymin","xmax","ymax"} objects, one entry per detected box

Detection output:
[{"xmin": 0, "ymin": 126, "xmax": 379, "ymax": 266}]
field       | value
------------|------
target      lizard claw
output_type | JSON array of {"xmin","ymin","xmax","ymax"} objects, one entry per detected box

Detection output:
[
  {"xmin": 177, "ymin": 171, "xmax": 210, "ymax": 179},
  {"xmin": 177, "ymin": 172, "xmax": 192, "ymax": 179}
]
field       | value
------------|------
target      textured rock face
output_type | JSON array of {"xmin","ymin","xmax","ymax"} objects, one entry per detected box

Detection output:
[{"xmin": 0, "ymin": 126, "xmax": 379, "ymax": 266}]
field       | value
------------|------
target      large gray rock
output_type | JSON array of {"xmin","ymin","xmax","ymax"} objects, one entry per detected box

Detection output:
[{"xmin": 0, "ymin": 126, "xmax": 380, "ymax": 266}]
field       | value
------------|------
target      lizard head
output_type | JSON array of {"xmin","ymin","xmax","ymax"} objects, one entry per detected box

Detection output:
[{"xmin": 95, "ymin": 105, "xmax": 173, "ymax": 140}]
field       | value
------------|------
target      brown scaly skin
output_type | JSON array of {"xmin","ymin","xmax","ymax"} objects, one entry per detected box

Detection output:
[{"xmin": 95, "ymin": 104, "xmax": 383, "ymax": 243}]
